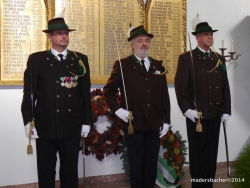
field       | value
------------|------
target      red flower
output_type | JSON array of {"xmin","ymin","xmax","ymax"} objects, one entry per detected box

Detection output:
[
  {"xmin": 172, "ymin": 139, "xmax": 181, "ymax": 148},
  {"xmin": 174, "ymin": 155, "xmax": 183, "ymax": 164}
]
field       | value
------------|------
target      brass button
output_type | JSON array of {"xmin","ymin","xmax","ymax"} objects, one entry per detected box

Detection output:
[
  {"xmin": 66, "ymin": 65, "xmax": 68, "ymax": 68},
  {"xmin": 147, "ymin": 90, "xmax": 150, "ymax": 93},
  {"xmin": 210, "ymin": 102, "xmax": 212, "ymax": 105},
  {"xmin": 51, "ymin": 64, "xmax": 53, "ymax": 66},
  {"xmin": 68, "ymin": 109, "xmax": 71, "ymax": 112},
  {"xmin": 145, "ymin": 78, "xmax": 148, "ymax": 80},
  {"xmin": 216, "ymin": 86, "xmax": 219, "ymax": 89},
  {"xmin": 56, "ymin": 81, "xmax": 59, "ymax": 83},
  {"xmin": 68, "ymin": 94, "xmax": 71, "ymax": 97},
  {"xmin": 57, "ymin": 109, "xmax": 60, "ymax": 112},
  {"xmin": 148, "ymin": 104, "xmax": 150, "ymax": 106},
  {"xmin": 216, "ymin": 102, "xmax": 219, "ymax": 105},
  {"xmin": 57, "ymin": 95, "xmax": 59, "ymax": 98},
  {"xmin": 209, "ymin": 86, "xmax": 211, "ymax": 89}
]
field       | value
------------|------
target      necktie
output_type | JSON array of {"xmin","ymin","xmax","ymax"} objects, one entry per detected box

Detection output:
[
  {"xmin": 141, "ymin": 59, "xmax": 147, "ymax": 71},
  {"xmin": 58, "ymin": 54, "xmax": 64, "ymax": 61},
  {"xmin": 204, "ymin": 52, "xmax": 210, "ymax": 59}
]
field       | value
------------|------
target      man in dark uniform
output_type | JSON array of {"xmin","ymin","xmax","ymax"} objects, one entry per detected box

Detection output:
[
  {"xmin": 103, "ymin": 25, "xmax": 171, "ymax": 188},
  {"xmin": 175, "ymin": 22, "xmax": 231, "ymax": 188},
  {"xmin": 21, "ymin": 16, "xmax": 92, "ymax": 188}
]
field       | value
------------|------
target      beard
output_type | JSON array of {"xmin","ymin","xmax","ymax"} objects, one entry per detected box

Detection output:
[{"xmin": 134, "ymin": 45, "xmax": 150, "ymax": 58}]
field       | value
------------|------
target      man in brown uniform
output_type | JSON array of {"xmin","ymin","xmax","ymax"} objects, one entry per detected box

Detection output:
[
  {"xmin": 103, "ymin": 25, "xmax": 171, "ymax": 188},
  {"xmin": 175, "ymin": 22, "xmax": 231, "ymax": 188}
]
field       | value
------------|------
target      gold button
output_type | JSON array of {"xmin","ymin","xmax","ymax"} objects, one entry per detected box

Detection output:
[
  {"xmin": 209, "ymin": 86, "xmax": 211, "ymax": 89},
  {"xmin": 145, "ymin": 78, "xmax": 148, "ymax": 80},
  {"xmin": 51, "ymin": 64, "xmax": 53, "ymax": 66},
  {"xmin": 57, "ymin": 95, "xmax": 59, "ymax": 98},
  {"xmin": 216, "ymin": 102, "xmax": 219, "ymax": 105},
  {"xmin": 68, "ymin": 109, "xmax": 71, "ymax": 112},
  {"xmin": 216, "ymin": 86, "xmax": 219, "ymax": 89},
  {"xmin": 148, "ymin": 104, "xmax": 150, "ymax": 106},
  {"xmin": 57, "ymin": 109, "xmax": 60, "ymax": 112},
  {"xmin": 68, "ymin": 94, "xmax": 71, "ymax": 97},
  {"xmin": 147, "ymin": 90, "xmax": 150, "ymax": 93},
  {"xmin": 210, "ymin": 102, "xmax": 212, "ymax": 105},
  {"xmin": 56, "ymin": 81, "xmax": 59, "ymax": 83}
]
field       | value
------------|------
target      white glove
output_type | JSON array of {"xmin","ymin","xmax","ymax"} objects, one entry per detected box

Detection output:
[
  {"xmin": 81, "ymin": 125, "xmax": 90, "ymax": 137},
  {"xmin": 184, "ymin": 109, "xmax": 198, "ymax": 122},
  {"xmin": 24, "ymin": 123, "xmax": 39, "ymax": 139},
  {"xmin": 221, "ymin": 114, "xmax": 230, "ymax": 129},
  {"xmin": 159, "ymin": 123, "xmax": 170, "ymax": 138},
  {"xmin": 115, "ymin": 108, "xmax": 129, "ymax": 123}
]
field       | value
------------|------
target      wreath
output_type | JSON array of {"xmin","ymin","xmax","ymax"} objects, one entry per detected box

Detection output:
[
  {"xmin": 81, "ymin": 88, "xmax": 188, "ymax": 185},
  {"xmin": 81, "ymin": 88, "xmax": 124, "ymax": 161}
]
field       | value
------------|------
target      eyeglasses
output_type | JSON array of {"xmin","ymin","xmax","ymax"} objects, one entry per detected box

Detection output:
[{"xmin": 52, "ymin": 31, "xmax": 69, "ymax": 36}]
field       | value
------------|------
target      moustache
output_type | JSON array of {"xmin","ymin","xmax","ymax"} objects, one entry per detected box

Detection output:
[{"xmin": 141, "ymin": 46, "xmax": 148, "ymax": 50}]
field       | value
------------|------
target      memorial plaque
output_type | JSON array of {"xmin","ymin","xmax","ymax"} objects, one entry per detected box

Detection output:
[
  {"xmin": 146, "ymin": 0, "xmax": 186, "ymax": 83},
  {"xmin": 0, "ymin": 0, "xmax": 46, "ymax": 85},
  {"xmin": 57, "ymin": 0, "xmax": 140, "ymax": 84},
  {"xmin": 0, "ymin": 0, "xmax": 186, "ymax": 85}
]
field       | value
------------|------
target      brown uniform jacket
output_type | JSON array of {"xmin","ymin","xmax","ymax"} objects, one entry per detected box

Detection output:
[
  {"xmin": 21, "ymin": 50, "xmax": 92, "ymax": 139},
  {"xmin": 174, "ymin": 49, "xmax": 231, "ymax": 119},
  {"xmin": 103, "ymin": 55, "xmax": 171, "ymax": 131}
]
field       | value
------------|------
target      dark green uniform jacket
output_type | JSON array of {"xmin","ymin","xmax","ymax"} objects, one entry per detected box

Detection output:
[{"xmin": 21, "ymin": 50, "xmax": 92, "ymax": 139}]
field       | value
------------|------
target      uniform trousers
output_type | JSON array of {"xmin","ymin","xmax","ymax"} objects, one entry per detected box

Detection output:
[
  {"xmin": 124, "ymin": 129, "xmax": 159, "ymax": 188},
  {"xmin": 186, "ymin": 115, "xmax": 221, "ymax": 188},
  {"xmin": 36, "ymin": 133, "xmax": 81, "ymax": 188}
]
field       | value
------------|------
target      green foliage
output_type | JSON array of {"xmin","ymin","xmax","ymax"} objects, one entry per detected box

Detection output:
[
  {"xmin": 231, "ymin": 144, "xmax": 250, "ymax": 188},
  {"xmin": 119, "ymin": 140, "xmax": 130, "ymax": 180}
]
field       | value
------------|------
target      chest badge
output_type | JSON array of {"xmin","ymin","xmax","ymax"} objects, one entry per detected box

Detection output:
[{"xmin": 60, "ymin": 76, "xmax": 78, "ymax": 88}]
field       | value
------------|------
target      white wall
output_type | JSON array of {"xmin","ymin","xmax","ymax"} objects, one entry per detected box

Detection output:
[{"xmin": 1, "ymin": 0, "xmax": 250, "ymax": 186}]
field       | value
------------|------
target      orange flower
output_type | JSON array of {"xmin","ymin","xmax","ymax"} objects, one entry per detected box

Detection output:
[
  {"xmin": 174, "ymin": 154, "xmax": 183, "ymax": 164},
  {"xmin": 177, "ymin": 170, "xmax": 182, "ymax": 176},
  {"xmin": 163, "ymin": 151, "xmax": 170, "ymax": 159},
  {"xmin": 172, "ymin": 139, "xmax": 180, "ymax": 148},
  {"xmin": 166, "ymin": 129, "xmax": 173, "ymax": 136}
]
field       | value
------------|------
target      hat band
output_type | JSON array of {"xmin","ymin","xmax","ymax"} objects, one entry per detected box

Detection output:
[
  {"xmin": 130, "ymin": 29, "xmax": 149, "ymax": 38},
  {"xmin": 48, "ymin": 23, "xmax": 69, "ymax": 30},
  {"xmin": 196, "ymin": 26, "xmax": 213, "ymax": 33}
]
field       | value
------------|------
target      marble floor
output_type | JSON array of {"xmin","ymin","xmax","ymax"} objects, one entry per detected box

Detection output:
[{"xmin": 81, "ymin": 164, "xmax": 234, "ymax": 188}]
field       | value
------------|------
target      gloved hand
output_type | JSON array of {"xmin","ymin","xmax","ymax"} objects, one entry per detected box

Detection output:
[
  {"xmin": 159, "ymin": 123, "xmax": 170, "ymax": 138},
  {"xmin": 221, "ymin": 114, "xmax": 230, "ymax": 129},
  {"xmin": 24, "ymin": 123, "xmax": 39, "ymax": 139},
  {"xmin": 81, "ymin": 125, "xmax": 90, "ymax": 137},
  {"xmin": 184, "ymin": 109, "xmax": 198, "ymax": 122},
  {"xmin": 115, "ymin": 108, "xmax": 129, "ymax": 123}
]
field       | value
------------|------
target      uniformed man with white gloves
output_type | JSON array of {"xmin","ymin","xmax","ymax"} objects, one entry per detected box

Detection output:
[{"xmin": 21, "ymin": 16, "xmax": 92, "ymax": 188}]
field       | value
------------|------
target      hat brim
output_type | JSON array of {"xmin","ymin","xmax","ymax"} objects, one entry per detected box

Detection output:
[
  {"xmin": 192, "ymin": 30, "xmax": 218, "ymax": 36},
  {"xmin": 42, "ymin": 29, "xmax": 75, "ymax": 33},
  {"xmin": 127, "ymin": 34, "xmax": 154, "ymax": 42}
]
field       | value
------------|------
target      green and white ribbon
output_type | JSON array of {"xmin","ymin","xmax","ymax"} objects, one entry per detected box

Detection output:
[{"xmin": 156, "ymin": 156, "xmax": 179, "ymax": 188}]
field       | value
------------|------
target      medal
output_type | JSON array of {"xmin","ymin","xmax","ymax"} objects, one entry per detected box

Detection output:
[{"xmin": 60, "ymin": 76, "xmax": 79, "ymax": 88}]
